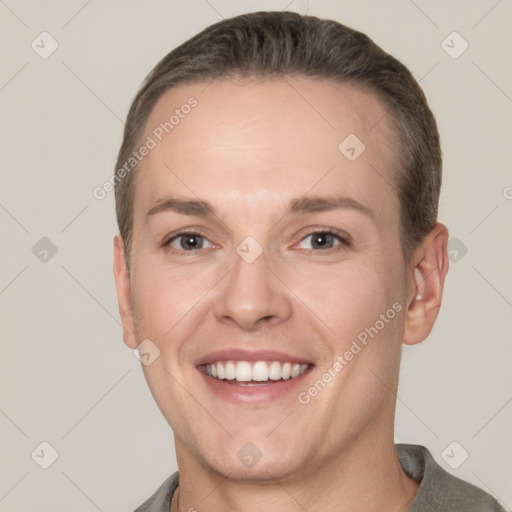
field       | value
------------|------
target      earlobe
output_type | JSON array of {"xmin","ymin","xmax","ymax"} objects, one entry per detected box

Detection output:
[
  {"xmin": 403, "ymin": 223, "xmax": 449, "ymax": 346},
  {"xmin": 113, "ymin": 235, "xmax": 138, "ymax": 349}
]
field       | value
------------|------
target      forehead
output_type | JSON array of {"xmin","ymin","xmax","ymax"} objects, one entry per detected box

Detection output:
[{"xmin": 134, "ymin": 76, "xmax": 401, "ymax": 219}]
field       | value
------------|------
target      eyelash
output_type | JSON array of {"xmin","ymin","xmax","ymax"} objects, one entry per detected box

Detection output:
[
  {"xmin": 298, "ymin": 229, "xmax": 351, "ymax": 252},
  {"xmin": 161, "ymin": 229, "xmax": 211, "ymax": 254},
  {"xmin": 161, "ymin": 228, "xmax": 351, "ymax": 254}
]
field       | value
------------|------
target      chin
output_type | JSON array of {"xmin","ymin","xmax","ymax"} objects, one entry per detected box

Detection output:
[
  {"xmin": 209, "ymin": 450, "xmax": 305, "ymax": 483},
  {"xmin": 183, "ymin": 431, "xmax": 316, "ymax": 484}
]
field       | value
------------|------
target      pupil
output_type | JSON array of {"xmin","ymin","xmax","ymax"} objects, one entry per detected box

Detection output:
[
  {"xmin": 313, "ymin": 233, "xmax": 333, "ymax": 249},
  {"xmin": 182, "ymin": 234, "xmax": 201, "ymax": 250}
]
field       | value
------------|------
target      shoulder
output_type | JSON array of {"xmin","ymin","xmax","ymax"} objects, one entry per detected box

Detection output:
[
  {"xmin": 133, "ymin": 472, "xmax": 179, "ymax": 512},
  {"xmin": 397, "ymin": 444, "xmax": 507, "ymax": 512}
]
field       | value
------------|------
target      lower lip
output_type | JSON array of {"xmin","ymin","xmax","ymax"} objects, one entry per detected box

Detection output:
[{"xmin": 197, "ymin": 367, "xmax": 311, "ymax": 405}]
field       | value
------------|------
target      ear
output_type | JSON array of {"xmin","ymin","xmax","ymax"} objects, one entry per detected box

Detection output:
[
  {"xmin": 113, "ymin": 235, "xmax": 138, "ymax": 349},
  {"xmin": 403, "ymin": 223, "xmax": 449, "ymax": 346}
]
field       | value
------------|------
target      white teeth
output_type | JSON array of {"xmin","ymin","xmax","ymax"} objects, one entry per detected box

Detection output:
[
  {"xmin": 268, "ymin": 361, "xmax": 282, "ymax": 381},
  {"xmin": 235, "ymin": 361, "xmax": 252, "ymax": 382},
  {"xmin": 252, "ymin": 361, "xmax": 269, "ymax": 381},
  {"xmin": 216, "ymin": 361, "xmax": 225, "ymax": 380},
  {"xmin": 204, "ymin": 360, "xmax": 309, "ymax": 382},
  {"xmin": 281, "ymin": 362, "xmax": 291, "ymax": 380},
  {"xmin": 225, "ymin": 361, "xmax": 236, "ymax": 380},
  {"xmin": 290, "ymin": 363, "xmax": 301, "ymax": 378}
]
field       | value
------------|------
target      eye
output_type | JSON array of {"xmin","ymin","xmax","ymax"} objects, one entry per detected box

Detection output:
[
  {"xmin": 297, "ymin": 231, "xmax": 347, "ymax": 250},
  {"xmin": 167, "ymin": 232, "xmax": 213, "ymax": 251}
]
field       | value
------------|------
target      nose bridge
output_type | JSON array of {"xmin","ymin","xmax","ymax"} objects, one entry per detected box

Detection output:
[{"xmin": 214, "ymin": 241, "xmax": 292, "ymax": 330}]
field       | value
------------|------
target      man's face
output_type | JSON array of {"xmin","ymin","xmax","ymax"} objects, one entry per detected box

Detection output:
[{"xmin": 120, "ymin": 77, "xmax": 413, "ymax": 480}]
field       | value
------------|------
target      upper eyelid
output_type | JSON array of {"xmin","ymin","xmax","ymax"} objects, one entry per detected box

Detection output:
[
  {"xmin": 166, "ymin": 230, "xmax": 212, "ymax": 246},
  {"xmin": 302, "ymin": 230, "xmax": 347, "ymax": 240}
]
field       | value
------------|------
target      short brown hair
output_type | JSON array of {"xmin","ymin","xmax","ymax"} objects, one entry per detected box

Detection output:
[{"xmin": 114, "ymin": 11, "xmax": 441, "ymax": 268}]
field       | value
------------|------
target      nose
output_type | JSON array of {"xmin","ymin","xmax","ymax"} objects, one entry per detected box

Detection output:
[{"xmin": 213, "ymin": 246, "xmax": 293, "ymax": 332}]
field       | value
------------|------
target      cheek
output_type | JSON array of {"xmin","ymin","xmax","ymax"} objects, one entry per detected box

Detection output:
[
  {"xmin": 281, "ymin": 257, "xmax": 405, "ymax": 349},
  {"xmin": 130, "ymin": 259, "xmax": 217, "ymax": 340}
]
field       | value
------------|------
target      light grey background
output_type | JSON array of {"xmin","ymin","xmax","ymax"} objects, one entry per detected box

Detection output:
[{"xmin": 1, "ymin": 1, "xmax": 511, "ymax": 510}]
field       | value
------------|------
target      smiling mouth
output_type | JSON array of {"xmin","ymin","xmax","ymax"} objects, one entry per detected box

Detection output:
[{"xmin": 201, "ymin": 360, "xmax": 310, "ymax": 384}]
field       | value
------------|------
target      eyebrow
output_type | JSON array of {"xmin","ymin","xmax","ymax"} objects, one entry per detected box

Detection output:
[
  {"xmin": 145, "ymin": 195, "xmax": 373, "ymax": 221},
  {"xmin": 288, "ymin": 196, "xmax": 373, "ymax": 219},
  {"xmin": 146, "ymin": 198, "xmax": 214, "ymax": 219}
]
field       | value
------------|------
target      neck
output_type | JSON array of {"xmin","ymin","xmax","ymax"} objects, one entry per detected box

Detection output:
[{"xmin": 173, "ymin": 434, "xmax": 419, "ymax": 512}]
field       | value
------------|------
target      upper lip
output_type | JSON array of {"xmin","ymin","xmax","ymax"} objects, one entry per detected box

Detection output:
[{"xmin": 194, "ymin": 349, "xmax": 312, "ymax": 367}]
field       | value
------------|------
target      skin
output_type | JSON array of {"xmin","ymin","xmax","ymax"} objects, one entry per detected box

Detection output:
[{"xmin": 113, "ymin": 76, "xmax": 449, "ymax": 512}]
